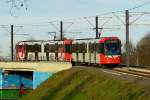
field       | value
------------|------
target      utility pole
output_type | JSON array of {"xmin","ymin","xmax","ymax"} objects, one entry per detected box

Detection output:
[
  {"xmin": 60, "ymin": 21, "xmax": 63, "ymax": 40},
  {"xmin": 96, "ymin": 16, "xmax": 99, "ymax": 38},
  {"xmin": 11, "ymin": 25, "xmax": 14, "ymax": 61},
  {"xmin": 125, "ymin": 10, "xmax": 130, "ymax": 67}
]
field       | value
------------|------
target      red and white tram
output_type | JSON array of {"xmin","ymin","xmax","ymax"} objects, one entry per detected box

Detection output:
[{"xmin": 16, "ymin": 37, "xmax": 121, "ymax": 65}]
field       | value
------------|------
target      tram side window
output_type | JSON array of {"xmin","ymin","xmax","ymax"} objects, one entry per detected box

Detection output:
[
  {"xmin": 55, "ymin": 44, "xmax": 58, "ymax": 52},
  {"xmin": 93, "ymin": 43, "xmax": 97, "ymax": 52},
  {"xmin": 78, "ymin": 44, "xmax": 82, "ymax": 53},
  {"xmin": 89, "ymin": 43, "xmax": 94, "ymax": 53},
  {"xmin": 96, "ymin": 43, "xmax": 104, "ymax": 53},
  {"xmin": 89, "ymin": 43, "xmax": 92, "ymax": 53},
  {"xmin": 77, "ymin": 43, "xmax": 86, "ymax": 53},
  {"xmin": 49, "ymin": 44, "xmax": 55, "ymax": 52},
  {"xmin": 34, "ymin": 44, "xmax": 41, "ymax": 52},
  {"xmin": 76, "ymin": 43, "xmax": 80, "ymax": 53},
  {"xmin": 75, "ymin": 43, "xmax": 85, "ymax": 53},
  {"xmin": 72, "ymin": 44, "xmax": 77, "ymax": 53},
  {"xmin": 44, "ymin": 44, "xmax": 50, "ymax": 52},
  {"xmin": 26, "ymin": 45, "xmax": 34, "ymax": 52},
  {"xmin": 89, "ymin": 43, "xmax": 97, "ymax": 53},
  {"xmin": 82, "ymin": 43, "xmax": 87, "ymax": 53},
  {"xmin": 27, "ymin": 44, "xmax": 41, "ymax": 52}
]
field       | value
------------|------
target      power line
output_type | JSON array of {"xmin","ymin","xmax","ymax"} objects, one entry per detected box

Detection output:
[
  {"xmin": 100, "ymin": 17, "xmax": 112, "ymax": 27},
  {"xmin": 112, "ymin": 12, "xmax": 125, "ymax": 25},
  {"xmin": 130, "ymin": 14, "xmax": 145, "ymax": 25},
  {"xmin": 128, "ymin": 1, "xmax": 150, "ymax": 11},
  {"xmin": 64, "ymin": 22, "xmax": 74, "ymax": 32},
  {"xmin": 2, "ymin": 1, "xmax": 150, "ymax": 27},
  {"xmin": 84, "ymin": 17, "xmax": 95, "ymax": 27},
  {"xmin": 49, "ymin": 22, "xmax": 60, "ymax": 32}
]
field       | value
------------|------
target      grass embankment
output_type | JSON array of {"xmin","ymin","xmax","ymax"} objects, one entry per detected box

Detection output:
[
  {"xmin": 0, "ymin": 89, "xmax": 32, "ymax": 99},
  {"xmin": 21, "ymin": 67, "xmax": 150, "ymax": 100}
]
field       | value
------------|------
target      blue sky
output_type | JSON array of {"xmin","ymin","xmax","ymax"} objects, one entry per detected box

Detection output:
[{"xmin": 0, "ymin": 0, "xmax": 150, "ymax": 57}]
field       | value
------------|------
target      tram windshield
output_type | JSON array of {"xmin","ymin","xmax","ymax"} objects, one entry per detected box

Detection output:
[{"xmin": 105, "ymin": 40, "xmax": 121, "ymax": 55}]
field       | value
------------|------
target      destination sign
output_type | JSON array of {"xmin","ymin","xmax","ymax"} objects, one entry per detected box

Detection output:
[{"xmin": 105, "ymin": 40, "xmax": 118, "ymax": 43}]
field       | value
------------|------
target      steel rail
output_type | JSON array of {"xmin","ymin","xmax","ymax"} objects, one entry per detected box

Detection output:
[{"xmin": 112, "ymin": 68, "xmax": 150, "ymax": 78}]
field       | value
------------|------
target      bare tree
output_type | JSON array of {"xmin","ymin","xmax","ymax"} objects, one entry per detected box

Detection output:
[
  {"xmin": 121, "ymin": 41, "xmax": 137, "ymax": 65},
  {"xmin": 136, "ymin": 32, "xmax": 150, "ymax": 66},
  {"xmin": 6, "ymin": 0, "xmax": 29, "ymax": 15}
]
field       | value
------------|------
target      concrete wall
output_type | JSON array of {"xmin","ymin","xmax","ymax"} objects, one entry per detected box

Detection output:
[
  {"xmin": 0, "ymin": 62, "xmax": 72, "ymax": 89},
  {"xmin": 0, "ymin": 62, "xmax": 72, "ymax": 72},
  {"xmin": 33, "ymin": 72, "xmax": 53, "ymax": 89}
]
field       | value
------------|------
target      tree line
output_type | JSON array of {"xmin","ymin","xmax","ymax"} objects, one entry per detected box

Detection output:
[{"xmin": 122, "ymin": 32, "xmax": 150, "ymax": 66}]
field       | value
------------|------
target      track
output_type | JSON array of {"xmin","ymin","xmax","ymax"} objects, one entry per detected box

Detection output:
[
  {"xmin": 74, "ymin": 64, "xmax": 150, "ymax": 79},
  {"xmin": 109, "ymin": 67, "xmax": 150, "ymax": 79}
]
